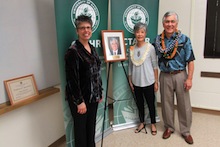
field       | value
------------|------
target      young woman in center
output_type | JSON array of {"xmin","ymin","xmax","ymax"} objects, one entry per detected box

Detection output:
[{"xmin": 128, "ymin": 22, "xmax": 158, "ymax": 135}]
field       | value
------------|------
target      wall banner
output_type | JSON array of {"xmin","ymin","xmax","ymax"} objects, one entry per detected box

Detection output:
[
  {"xmin": 54, "ymin": 0, "xmax": 109, "ymax": 146},
  {"xmin": 111, "ymin": 0, "xmax": 160, "ymax": 129}
]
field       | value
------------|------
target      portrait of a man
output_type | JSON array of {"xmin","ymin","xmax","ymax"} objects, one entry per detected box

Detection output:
[
  {"xmin": 108, "ymin": 37, "xmax": 121, "ymax": 55},
  {"xmin": 101, "ymin": 30, "xmax": 127, "ymax": 62}
]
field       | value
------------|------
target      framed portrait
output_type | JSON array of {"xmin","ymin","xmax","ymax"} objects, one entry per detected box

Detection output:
[
  {"xmin": 4, "ymin": 74, "xmax": 39, "ymax": 105},
  {"xmin": 101, "ymin": 30, "xmax": 127, "ymax": 62}
]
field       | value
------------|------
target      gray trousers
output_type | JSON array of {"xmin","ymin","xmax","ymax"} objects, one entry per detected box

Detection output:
[{"xmin": 159, "ymin": 70, "xmax": 192, "ymax": 136}]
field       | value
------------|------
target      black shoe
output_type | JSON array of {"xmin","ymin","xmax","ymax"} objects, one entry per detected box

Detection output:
[{"xmin": 135, "ymin": 124, "xmax": 147, "ymax": 134}]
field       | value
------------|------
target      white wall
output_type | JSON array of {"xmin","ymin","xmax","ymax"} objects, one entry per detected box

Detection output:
[
  {"xmin": 0, "ymin": 0, "xmax": 60, "ymax": 103},
  {"xmin": 0, "ymin": 0, "xmax": 65, "ymax": 146},
  {"xmin": 0, "ymin": 90, "xmax": 65, "ymax": 147},
  {"xmin": 158, "ymin": 0, "xmax": 220, "ymax": 110}
]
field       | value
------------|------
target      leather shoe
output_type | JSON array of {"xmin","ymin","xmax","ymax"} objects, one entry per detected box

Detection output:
[
  {"xmin": 183, "ymin": 135, "xmax": 194, "ymax": 144},
  {"xmin": 162, "ymin": 129, "xmax": 173, "ymax": 139}
]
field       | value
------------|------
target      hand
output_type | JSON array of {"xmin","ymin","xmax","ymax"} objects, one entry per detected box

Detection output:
[
  {"xmin": 99, "ymin": 96, "xmax": 104, "ymax": 103},
  {"xmin": 77, "ymin": 102, "xmax": 87, "ymax": 114},
  {"xmin": 154, "ymin": 82, "xmax": 159, "ymax": 92},
  {"xmin": 130, "ymin": 83, "xmax": 134, "ymax": 92},
  {"xmin": 184, "ymin": 79, "xmax": 192, "ymax": 91}
]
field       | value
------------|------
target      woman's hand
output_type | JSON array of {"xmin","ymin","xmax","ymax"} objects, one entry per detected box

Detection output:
[
  {"xmin": 77, "ymin": 102, "xmax": 87, "ymax": 114},
  {"xmin": 154, "ymin": 82, "xmax": 159, "ymax": 92},
  {"xmin": 130, "ymin": 82, "xmax": 134, "ymax": 92},
  {"xmin": 98, "ymin": 96, "xmax": 104, "ymax": 103}
]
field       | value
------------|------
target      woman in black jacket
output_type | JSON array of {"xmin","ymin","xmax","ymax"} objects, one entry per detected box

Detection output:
[{"xmin": 65, "ymin": 15, "xmax": 102, "ymax": 147}]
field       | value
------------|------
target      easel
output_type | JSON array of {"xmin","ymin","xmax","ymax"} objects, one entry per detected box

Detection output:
[
  {"xmin": 101, "ymin": 61, "xmax": 136, "ymax": 147},
  {"xmin": 100, "ymin": 62, "xmax": 112, "ymax": 147}
]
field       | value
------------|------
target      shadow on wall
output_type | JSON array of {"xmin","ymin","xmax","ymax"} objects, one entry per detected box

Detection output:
[{"xmin": 34, "ymin": 0, "xmax": 60, "ymax": 88}]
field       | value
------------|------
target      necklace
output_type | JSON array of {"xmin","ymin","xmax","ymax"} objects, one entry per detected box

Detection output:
[
  {"xmin": 137, "ymin": 50, "xmax": 140, "ymax": 57},
  {"xmin": 136, "ymin": 43, "xmax": 144, "ymax": 57},
  {"xmin": 155, "ymin": 30, "xmax": 181, "ymax": 59},
  {"xmin": 130, "ymin": 43, "xmax": 150, "ymax": 66}
]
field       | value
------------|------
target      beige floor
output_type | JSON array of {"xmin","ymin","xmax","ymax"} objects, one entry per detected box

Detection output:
[{"xmin": 56, "ymin": 106, "xmax": 220, "ymax": 147}]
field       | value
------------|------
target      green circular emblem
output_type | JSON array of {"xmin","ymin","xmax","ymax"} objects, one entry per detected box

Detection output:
[
  {"xmin": 123, "ymin": 4, "xmax": 149, "ymax": 34},
  {"xmin": 71, "ymin": 0, "xmax": 100, "ymax": 33}
]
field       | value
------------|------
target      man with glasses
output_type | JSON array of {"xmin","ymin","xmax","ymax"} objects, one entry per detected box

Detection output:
[{"xmin": 154, "ymin": 11, "xmax": 195, "ymax": 144}]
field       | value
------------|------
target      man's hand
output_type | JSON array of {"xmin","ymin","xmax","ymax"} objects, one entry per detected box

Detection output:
[{"xmin": 184, "ymin": 79, "xmax": 192, "ymax": 91}]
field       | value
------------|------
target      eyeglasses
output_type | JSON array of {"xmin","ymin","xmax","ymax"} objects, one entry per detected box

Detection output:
[{"xmin": 77, "ymin": 26, "xmax": 92, "ymax": 30}]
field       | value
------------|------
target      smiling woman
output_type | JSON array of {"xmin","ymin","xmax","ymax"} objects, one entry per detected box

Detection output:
[
  {"xmin": 65, "ymin": 15, "xmax": 103, "ymax": 147},
  {"xmin": 75, "ymin": 16, "xmax": 93, "ymax": 45},
  {"xmin": 128, "ymin": 22, "xmax": 158, "ymax": 136}
]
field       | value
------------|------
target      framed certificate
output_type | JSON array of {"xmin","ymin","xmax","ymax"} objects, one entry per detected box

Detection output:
[
  {"xmin": 4, "ymin": 74, "xmax": 39, "ymax": 105},
  {"xmin": 101, "ymin": 30, "xmax": 127, "ymax": 62}
]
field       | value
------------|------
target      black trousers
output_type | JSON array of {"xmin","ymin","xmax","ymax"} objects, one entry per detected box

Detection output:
[
  {"xmin": 133, "ymin": 83, "xmax": 156, "ymax": 124},
  {"xmin": 68, "ymin": 100, "xmax": 98, "ymax": 147}
]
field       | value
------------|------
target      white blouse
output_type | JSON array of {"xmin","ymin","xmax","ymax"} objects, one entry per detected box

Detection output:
[{"xmin": 128, "ymin": 43, "xmax": 158, "ymax": 87}]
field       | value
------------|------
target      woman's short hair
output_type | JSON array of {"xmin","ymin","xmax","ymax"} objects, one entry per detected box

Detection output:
[
  {"xmin": 75, "ymin": 15, "xmax": 93, "ymax": 28},
  {"xmin": 162, "ymin": 11, "xmax": 179, "ymax": 23},
  {"xmin": 133, "ymin": 22, "xmax": 148, "ymax": 33}
]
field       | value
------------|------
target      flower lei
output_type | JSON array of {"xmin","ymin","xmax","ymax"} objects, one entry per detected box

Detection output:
[
  {"xmin": 155, "ymin": 30, "xmax": 181, "ymax": 59},
  {"xmin": 130, "ymin": 43, "xmax": 150, "ymax": 66}
]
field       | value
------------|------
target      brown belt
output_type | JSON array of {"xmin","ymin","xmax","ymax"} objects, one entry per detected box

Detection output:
[{"xmin": 162, "ymin": 70, "xmax": 183, "ymax": 74}]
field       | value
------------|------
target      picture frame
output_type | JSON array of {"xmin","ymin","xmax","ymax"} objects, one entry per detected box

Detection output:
[
  {"xmin": 4, "ymin": 74, "xmax": 39, "ymax": 105},
  {"xmin": 101, "ymin": 30, "xmax": 127, "ymax": 62}
]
